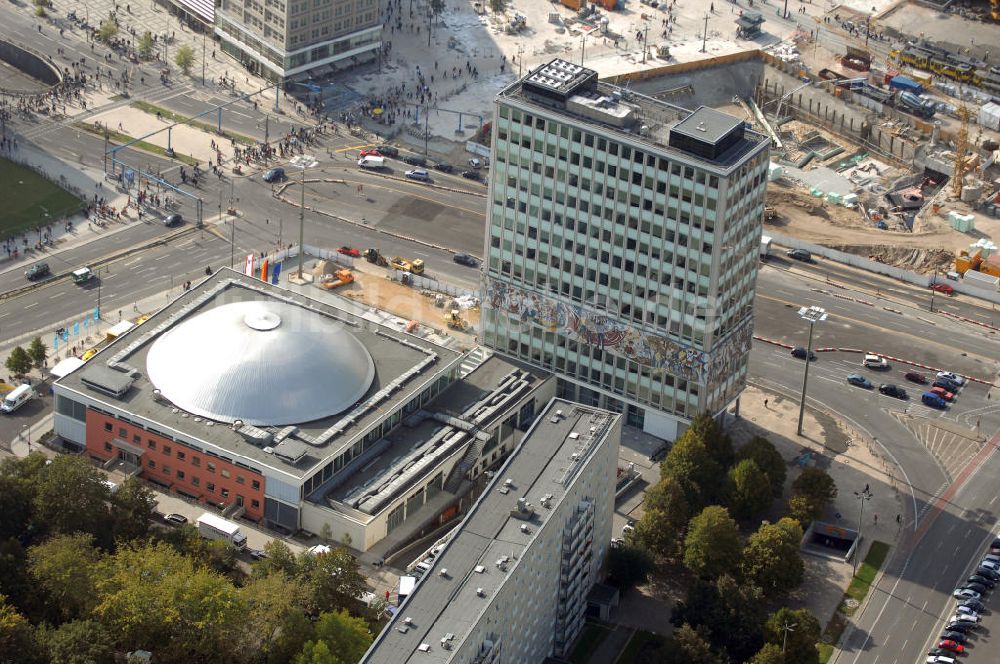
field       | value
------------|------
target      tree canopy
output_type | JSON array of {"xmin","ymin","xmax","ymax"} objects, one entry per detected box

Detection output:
[
  {"xmin": 683, "ymin": 506, "xmax": 741, "ymax": 580},
  {"xmin": 741, "ymin": 518, "xmax": 805, "ymax": 596},
  {"xmin": 737, "ymin": 436, "xmax": 786, "ymax": 498},
  {"xmin": 764, "ymin": 607, "xmax": 821, "ymax": 664},
  {"xmin": 726, "ymin": 459, "xmax": 773, "ymax": 521},
  {"xmin": 633, "ymin": 475, "xmax": 690, "ymax": 561},
  {"xmin": 175, "ymin": 45, "xmax": 195, "ymax": 75}
]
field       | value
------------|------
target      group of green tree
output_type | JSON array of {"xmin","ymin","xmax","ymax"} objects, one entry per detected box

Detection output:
[
  {"xmin": 5, "ymin": 337, "xmax": 48, "ymax": 378},
  {"xmin": 607, "ymin": 413, "xmax": 838, "ymax": 663},
  {"xmin": 0, "ymin": 453, "xmax": 376, "ymax": 664}
]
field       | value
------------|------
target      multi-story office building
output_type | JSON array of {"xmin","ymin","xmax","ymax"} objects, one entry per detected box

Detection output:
[
  {"xmin": 215, "ymin": 0, "xmax": 381, "ymax": 81},
  {"xmin": 482, "ymin": 59, "xmax": 770, "ymax": 440},
  {"xmin": 361, "ymin": 399, "xmax": 621, "ymax": 663}
]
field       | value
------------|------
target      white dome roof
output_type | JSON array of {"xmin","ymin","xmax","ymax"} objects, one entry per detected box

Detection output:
[{"xmin": 146, "ymin": 300, "xmax": 375, "ymax": 425}]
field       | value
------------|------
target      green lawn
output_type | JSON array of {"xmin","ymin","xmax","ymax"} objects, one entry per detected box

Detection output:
[
  {"xmin": 569, "ymin": 623, "xmax": 612, "ymax": 664},
  {"xmin": 0, "ymin": 158, "xmax": 83, "ymax": 237},
  {"xmin": 844, "ymin": 540, "xmax": 891, "ymax": 609}
]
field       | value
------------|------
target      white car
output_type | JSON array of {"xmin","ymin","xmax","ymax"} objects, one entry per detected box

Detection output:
[
  {"xmin": 937, "ymin": 371, "xmax": 965, "ymax": 385},
  {"xmin": 950, "ymin": 612, "xmax": 979, "ymax": 623},
  {"xmin": 955, "ymin": 605, "xmax": 979, "ymax": 618},
  {"xmin": 926, "ymin": 656, "xmax": 956, "ymax": 664},
  {"xmin": 983, "ymin": 553, "xmax": 1000, "ymax": 564},
  {"xmin": 980, "ymin": 559, "xmax": 1000, "ymax": 571},
  {"xmin": 952, "ymin": 588, "xmax": 981, "ymax": 599}
]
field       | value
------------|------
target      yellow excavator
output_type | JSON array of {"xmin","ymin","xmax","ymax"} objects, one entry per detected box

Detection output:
[{"xmin": 444, "ymin": 309, "xmax": 470, "ymax": 331}]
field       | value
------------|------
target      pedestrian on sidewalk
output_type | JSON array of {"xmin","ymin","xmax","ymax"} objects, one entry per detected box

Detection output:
[
  {"xmin": 873, "ymin": 513, "xmax": 878, "ymax": 525},
  {"xmin": 764, "ymin": 398, "xmax": 769, "ymax": 409}
]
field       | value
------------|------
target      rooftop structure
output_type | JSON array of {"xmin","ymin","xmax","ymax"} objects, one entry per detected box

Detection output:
[
  {"xmin": 54, "ymin": 269, "xmax": 553, "ymax": 552},
  {"xmin": 361, "ymin": 399, "xmax": 621, "ymax": 663}
]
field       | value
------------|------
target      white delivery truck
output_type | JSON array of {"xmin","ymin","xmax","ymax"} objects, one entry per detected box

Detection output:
[
  {"xmin": 196, "ymin": 512, "xmax": 248, "ymax": 548},
  {"xmin": 760, "ymin": 235, "xmax": 772, "ymax": 259},
  {"xmin": 1, "ymin": 384, "xmax": 36, "ymax": 413},
  {"xmin": 358, "ymin": 155, "xmax": 385, "ymax": 169}
]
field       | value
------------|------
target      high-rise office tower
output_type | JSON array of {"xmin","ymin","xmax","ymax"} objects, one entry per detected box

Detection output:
[
  {"xmin": 215, "ymin": 0, "xmax": 381, "ymax": 81},
  {"xmin": 482, "ymin": 59, "xmax": 770, "ymax": 440}
]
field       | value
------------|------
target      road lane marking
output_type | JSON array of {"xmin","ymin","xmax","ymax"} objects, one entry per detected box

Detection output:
[
  {"xmin": 153, "ymin": 254, "xmax": 170, "ymax": 261},
  {"xmin": 49, "ymin": 292, "xmax": 65, "ymax": 299},
  {"xmin": 124, "ymin": 258, "xmax": 142, "ymax": 267},
  {"xmin": 24, "ymin": 302, "xmax": 38, "ymax": 309}
]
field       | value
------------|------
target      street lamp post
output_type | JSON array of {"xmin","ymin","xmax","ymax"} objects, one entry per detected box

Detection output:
[
  {"xmin": 853, "ymin": 486, "xmax": 874, "ymax": 576},
  {"xmin": 796, "ymin": 305, "xmax": 827, "ymax": 436},
  {"xmin": 290, "ymin": 155, "xmax": 318, "ymax": 279},
  {"xmin": 21, "ymin": 424, "xmax": 30, "ymax": 453}
]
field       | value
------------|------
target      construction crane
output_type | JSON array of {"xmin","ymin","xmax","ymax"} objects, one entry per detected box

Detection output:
[{"xmin": 952, "ymin": 104, "xmax": 970, "ymax": 199}]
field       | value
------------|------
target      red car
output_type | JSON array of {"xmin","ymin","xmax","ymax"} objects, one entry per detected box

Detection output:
[
  {"xmin": 337, "ymin": 246, "xmax": 361, "ymax": 257},
  {"xmin": 359, "ymin": 149, "xmax": 382, "ymax": 158},
  {"xmin": 937, "ymin": 640, "xmax": 964, "ymax": 654},
  {"xmin": 931, "ymin": 386, "xmax": 954, "ymax": 401},
  {"xmin": 904, "ymin": 372, "xmax": 927, "ymax": 384},
  {"xmin": 930, "ymin": 283, "xmax": 955, "ymax": 295}
]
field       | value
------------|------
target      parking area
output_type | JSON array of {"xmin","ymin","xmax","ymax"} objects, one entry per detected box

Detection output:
[{"xmin": 0, "ymin": 382, "xmax": 52, "ymax": 450}]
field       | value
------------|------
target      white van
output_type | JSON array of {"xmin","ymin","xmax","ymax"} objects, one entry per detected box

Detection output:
[
  {"xmin": 358, "ymin": 155, "xmax": 385, "ymax": 169},
  {"xmin": 1, "ymin": 384, "xmax": 36, "ymax": 413}
]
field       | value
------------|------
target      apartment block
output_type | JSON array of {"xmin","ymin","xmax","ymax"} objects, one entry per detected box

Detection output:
[
  {"xmin": 361, "ymin": 399, "xmax": 621, "ymax": 663},
  {"xmin": 482, "ymin": 59, "xmax": 770, "ymax": 440}
]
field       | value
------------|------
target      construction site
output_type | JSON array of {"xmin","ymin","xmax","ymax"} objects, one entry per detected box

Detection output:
[{"xmin": 344, "ymin": 0, "xmax": 1000, "ymax": 294}]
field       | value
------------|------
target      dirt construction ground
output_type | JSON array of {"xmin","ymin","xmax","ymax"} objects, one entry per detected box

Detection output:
[{"xmin": 764, "ymin": 180, "xmax": 999, "ymax": 274}]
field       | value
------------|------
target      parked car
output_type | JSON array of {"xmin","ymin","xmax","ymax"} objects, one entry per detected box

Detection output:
[
  {"xmin": 925, "ymin": 656, "xmax": 956, "ymax": 664},
  {"xmin": 976, "ymin": 566, "xmax": 1000, "ymax": 580},
  {"xmin": 956, "ymin": 603, "xmax": 982, "ymax": 616},
  {"xmin": 983, "ymin": 553, "xmax": 1000, "ymax": 565},
  {"xmin": 461, "ymin": 170, "xmax": 482, "ymax": 181},
  {"xmin": 937, "ymin": 640, "xmax": 964, "ymax": 654},
  {"xmin": 944, "ymin": 620, "xmax": 975, "ymax": 633},
  {"xmin": 968, "ymin": 573, "xmax": 993, "ymax": 588},
  {"xmin": 863, "ymin": 354, "xmax": 889, "ymax": 370},
  {"xmin": 980, "ymin": 559, "xmax": 1000, "ymax": 572},
  {"xmin": 958, "ymin": 598, "xmax": 985, "ymax": 611},
  {"xmin": 402, "ymin": 155, "xmax": 427, "ymax": 167},
  {"xmin": 433, "ymin": 162, "xmax": 455, "ymax": 173},
  {"xmin": 786, "ymin": 248, "xmax": 812, "ymax": 262},
  {"xmin": 931, "ymin": 386, "xmax": 955, "ymax": 402},
  {"xmin": 904, "ymin": 371, "xmax": 927, "ymax": 384},
  {"xmin": 164, "ymin": 213, "xmax": 184, "ymax": 227},
  {"xmin": 405, "ymin": 168, "xmax": 430, "ymax": 181},
  {"xmin": 337, "ymin": 246, "xmax": 361, "ymax": 257},
  {"xmin": 937, "ymin": 371, "xmax": 965, "ymax": 385},
  {"xmin": 950, "ymin": 612, "xmax": 980, "ymax": 623},
  {"xmin": 262, "ymin": 167, "xmax": 285, "ymax": 183},
  {"xmin": 930, "ymin": 283, "xmax": 955, "ymax": 295},
  {"xmin": 990, "ymin": 538, "xmax": 1000, "ymax": 555},
  {"xmin": 933, "ymin": 378, "xmax": 961, "ymax": 393},
  {"xmin": 960, "ymin": 582, "xmax": 987, "ymax": 595},
  {"xmin": 164, "ymin": 513, "xmax": 188, "ymax": 525},
  {"xmin": 359, "ymin": 149, "xmax": 382, "ymax": 158},
  {"xmin": 376, "ymin": 144, "xmax": 399, "ymax": 157},
  {"xmin": 879, "ymin": 384, "xmax": 907, "ymax": 399},
  {"xmin": 940, "ymin": 631, "xmax": 968, "ymax": 644},
  {"xmin": 25, "ymin": 262, "xmax": 51, "ymax": 280},
  {"xmin": 952, "ymin": 588, "xmax": 981, "ymax": 599},
  {"xmin": 468, "ymin": 158, "xmax": 482, "ymax": 169},
  {"xmin": 452, "ymin": 253, "xmax": 478, "ymax": 267},
  {"xmin": 791, "ymin": 346, "xmax": 816, "ymax": 360},
  {"xmin": 247, "ymin": 547, "xmax": 268, "ymax": 560},
  {"xmin": 922, "ymin": 392, "xmax": 948, "ymax": 409},
  {"xmin": 847, "ymin": 373, "xmax": 873, "ymax": 389}
]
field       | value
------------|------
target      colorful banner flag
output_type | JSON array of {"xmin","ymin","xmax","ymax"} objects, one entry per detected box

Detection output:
[
  {"xmin": 244, "ymin": 253, "xmax": 255, "ymax": 276},
  {"xmin": 271, "ymin": 263, "xmax": 281, "ymax": 284},
  {"xmin": 260, "ymin": 258, "xmax": 269, "ymax": 283},
  {"xmin": 94, "ymin": 307, "xmax": 100, "ymax": 321},
  {"xmin": 73, "ymin": 322, "xmax": 80, "ymax": 336},
  {"xmin": 53, "ymin": 335, "xmax": 59, "ymax": 351}
]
